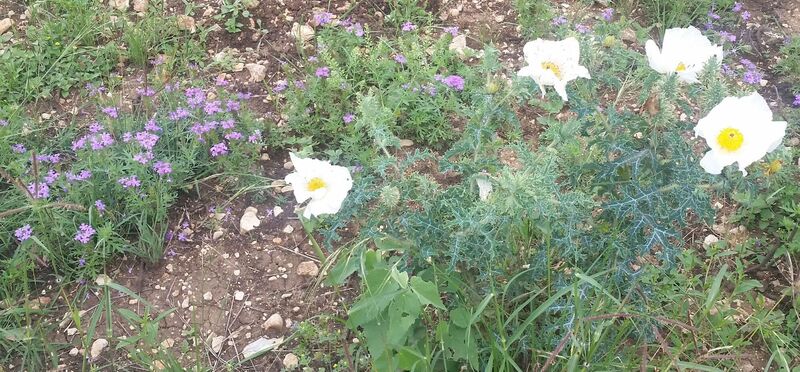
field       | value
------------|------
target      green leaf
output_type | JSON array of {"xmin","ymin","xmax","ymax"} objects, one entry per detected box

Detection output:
[
  {"xmin": 450, "ymin": 307, "xmax": 470, "ymax": 328},
  {"xmin": 732, "ymin": 279, "xmax": 762, "ymax": 297},
  {"xmin": 390, "ymin": 266, "xmax": 409, "ymax": 289},
  {"xmin": 374, "ymin": 235, "xmax": 413, "ymax": 253},
  {"xmin": 704, "ymin": 264, "xmax": 728, "ymax": 312},
  {"xmin": 409, "ymin": 276, "xmax": 445, "ymax": 310}
]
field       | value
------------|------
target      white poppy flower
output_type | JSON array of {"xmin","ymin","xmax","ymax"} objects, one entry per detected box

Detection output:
[
  {"xmin": 694, "ymin": 93, "xmax": 787, "ymax": 176},
  {"xmin": 517, "ymin": 37, "xmax": 591, "ymax": 101},
  {"xmin": 284, "ymin": 153, "xmax": 353, "ymax": 218},
  {"xmin": 645, "ymin": 26, "xmax": 723, "ymax": 83}
]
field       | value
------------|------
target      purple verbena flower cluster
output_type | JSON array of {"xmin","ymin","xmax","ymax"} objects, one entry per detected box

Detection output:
[
  {"xmin": 74, "ymin": 223, "xmax": 96, "ymax": 244},
  {"xmin": 15, "ymin": 224, "xmax": 33, "ymax": 242},
  {"xmin": 118, "ymin": 175, "xmax": 141, "ymax": 188}
]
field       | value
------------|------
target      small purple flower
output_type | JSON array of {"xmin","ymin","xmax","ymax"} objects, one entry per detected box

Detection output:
[
  {"xmin": 575, "ymin": 24, "xmax": 590, "ymax": 34},
  {"xmin": 15, "ymin": 225, "xmax": 32, "ymax": 242},
  {"xmin": 721, "ymin": 64, "xmax": 735, "ymax": 76},
  {"xmin": 308, "ymin": 56, "xmax": 318, "ymax": 62},
  {"xmin": 74, "ymin": 223, "xmax": 96, "ymax": 244},
  {"xmin": 394, "ymin": 54, "xmax": 407, "ymax": 64},
  {"xmin": 177, "ymin": 232, "xmax": 188, "ymax": 242},
  {"xmin": 401, "ymin": 21, "xmax": 417, "ymax": 32},
  {"xmin": 72, "ymin": 136, "xmax": 87, "ymax": 151},
  {"xmin": 743, "ymin": 70, "xmax": 762, "ymax": 85},
  {"xmin": 708, "ymin": 11, "xmax": 721, "ymax": 20},
  {"xmin": 793, "ymin": 94, "xmax": 800, "ymax": 107},
  {"xmin": 343, "ymin": 113, "xmax": 355, "ymax": 123},
  {"xmin": 226, "ymin": 100, "xmax": 240, "ymax": 112},
  {"xmin": 78, "ymin": 257, "xmax": 86, "ymax": 267},
  {"xmin": 273, "ymin": 80, "xmax": 289, "ymax": 93},
  {"xmin": 314, "ymin": 11, "xmax": 333, "ymax": 25},
  {"xmin": 733, "ymin": 2, "xmax": 743, "ymax": 12},
  {"xmin": 316, "ymin": 67, "xmax": 331, "ymax": 78},
  {"xmin": 718, "ymin": 31, "xmax": 736, "ymax": 42},
  {"xmin": 220, "ymin": 119, "xmax": 236, "ymax": 129},
  {"xmin": 346, "ymin": 23, "xmax": 364, "ymax": 37},
  {"xmin": 185, "ymin": 87, "xmax": 205, "ymax": 108},
  {"xmin": 102, "ymin": 107, "xmax": 119, "ymax": 119},
  {"xmin": 122, "ymin": 132, "xmax": 132, "ymax": 143},
  {"xmin": 118, "ymin": 175, "xmax": 141, "ymax": 189},
  {"xmin": 294, "ymin": 80, "xmax": 306, "ymax": 90},
  {"xmin": 27, "ymin": 183, "xmax": 49, "ymax": 199},
  {"xmin": 215, "ymin": 75, "xmax": 229, "ymax": 87},
  {"xmin": 0, "ymin": 119, "xmax": 8, "ymax": 126},
  {"xmin": 150, "ymin": 55, "xmax": 166, "ymax": 65},
  {"xmin": 135, "ymin": 131, "xmax": 159, "ymax": 150},
  {"xmin": 165, "ymin": 231, "xmax": 174, "ymax": 241},
  {"xmin": 740, "ymin": 58, "xmax": 756, "ymax": 69},
  {"xmin": 136, "ymin": 87, "xmax": 156, "ymax": 97},
  {"xmin": 12, "ymin": 143, "xmax": 26, "ymax": 153},
  {"xmin": 144, "ymin": 119, "xmax": 162, "ymax": 132},
  {"xmin": 66, "ymin": 170, "xmax": 92, "ymax": 182},
  {"xmin": 237, "ymin": 92, "xmax": 252, "ymax": 100},
  {"xmin": 153, "ymin": 161, "xmax": 172, "ymax": 176},
  {"xmin": 704, "ymin": 21, "xmax": 714, "ymax": 31},
  {"xmin": 133, "ymin": 152, "xmax": 154, "ymax": 164},
  {"xmin": 95, "ymin": 200, "xmax": 106, "ymax": 214},
  {"xmin": 169, "ymin": 108, "xmax": 191, "ymax": 121},
  {"xmin": 210, "ymin": 142, "xmax": 229, "ymax": 157},
  {"xmin": 442, "ymin": 75, "xmax": 465, "ymax": 91},
  {"xmin": 601, "ymin": 8, "xmax": 614, "ymax": 21},
  {"xmin": 741, "ymin": 10, "xmax": 751, "ymax": 21},
  {"xmin": 204, "ymin": 100, "xmax": 222, "ymax": 115},
  {"xmin": 44, "ymin": 170, "xmax": 59, "ymax": 184},
  {"xmin": 89, "ymin": 122, "xmax": 104, "ymax": 133},
  {"xmin": 552, "ymin": 16, "xmax": 567, "ymax": 26},
  {"xmin": 402, "ymin": 83, "xmax": 411, "ymax": 89},
  {"xmin": 248, "ymin": 130, "xmax": 261, "ymax": 143},
  {"xmin": 90, "ymin": 132, "xmax": 115, "ymax": 150},
  {"xmin": 443, "ymin": 26, "xmax": 459, "ymax": 36},
  {"xmin": 225, "ymin": 131, "xmax": 243, "ymax": 140}
]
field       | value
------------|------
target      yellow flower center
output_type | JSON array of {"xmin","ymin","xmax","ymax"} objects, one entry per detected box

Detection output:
[
  {"xmin": 716, "ymin": 128, "xmax": 744, "ymax": 152},
  {"xmin": 306, "ymin": 177, "xmax": 326, "ymax": 192},
  {"xmin": 541, "ymin": 61, "xmax": 563, "ymax": 79},
  {"xmin": 675, "ymin": 62, "xmax": 687, "ymax": 72}
]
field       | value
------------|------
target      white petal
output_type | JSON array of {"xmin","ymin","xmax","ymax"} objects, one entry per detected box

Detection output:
[
  {"xmin": 285, "ymin": 172, "xmax": 312, "ymax": 203},
  {"xmin": 517, "ymin": 65, "xmax": 536, "ymax": 78},
  {"xmin": 699, "ymin": 151, "xmax": 731, "ymax": 175},
  {"xmin": 553, "ymin": 82, "xmax": 569, "ymax": 101},
  {"xmin": 645, "ymin": 40, "xmax": 666, "ymax": 74},
  {"xmin": 573, "ymin": 65, "xmax": 591, "ymax": 79},
  {"xmin": 765, "ymin": 121, "xmax": 788, "ymax": 152}
]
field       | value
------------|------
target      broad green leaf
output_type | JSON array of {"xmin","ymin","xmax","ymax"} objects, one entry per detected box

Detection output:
[
  {"xmin": 374, "ymin": 235, "xmax": 413, "ymax": 252},
  {"xmin": 390, "ymin": 266, "xmax": 409, "ymax": 289},
  {"xmin": 409, "ymin": 276, "xmax": 445, "ymax": 310},
  {"xmin": 450, "ymin": 307, "xmax": 470, "ymax": 328},
  {"xmin": 732, "ymin": 279, "xmax": 762, "ymax": 297},
  {"xmin": 704, "ymin": 264, "xmax": 728, "ymax": 312}
]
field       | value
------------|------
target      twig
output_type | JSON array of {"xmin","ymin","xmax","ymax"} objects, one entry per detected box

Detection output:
[
  {"xmin": 541, "ymin": 331, "xmax": 572, "ymax": 372},
  {"xmin": 0, "ymin": 202, "xmax": 87, "ymax": 219}
]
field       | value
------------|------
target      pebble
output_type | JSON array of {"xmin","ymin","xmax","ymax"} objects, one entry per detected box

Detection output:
[
  {"xmin": 281, "ymin": 293, "xmax": 293, "ymax": 299},
  {"xmin": 0, "ymin": 18, "xmax": 13, "ymax": 35},
  {"xmin": 242, "ymin": 337, "xmax": 283, "ymax": 358},
  {"xmin": 245, "ymin": 63, "xmax": 267, "ymax": 82},
  {"xmin": 273, "ymin": 206, "xmax": 284, "ymax": 217},
  {"xmin": 176, "ymin": 15, "xmax": 196, "ymax": 33},
  {"xmin": 90, "ymin": 338, "xmax": 109, "ymax": 359},
  {"xmin": 283, "ymin": 225, "xmax": 294, "ymax": 234},
  {"xmin": 240, "ymin": 207, "xmax": 261, "ymax": 234},
  {"xmin": 132, "ymin": 0, "xmax": 148, "ymax": 12},
  {"xmin": 68, "ymin": 348, "xmax": 80, "ymax": 356},
  {"xmin": 283, "ymin": 353, "xmax": 300, "ymax": 369},
  {"xmin": 296, "ymin": 261, "xmax": 319, "ymax": 277},
  {"xmin": 234, "ymin": 291, "xmax": 245, "ymax": 301},
  {"xmin": 203, "ymin": 292, "xmax": 213, "ymax": 301},
  {"xmin": 211, "ymin": 335, "xmax": 225, "ymax": 354},
  {"xmin": 181, "ymin": 298, "xmax": 190, "ymax": 308},
  {"xmin": 703, "ymin": 234, "xmax": 719, "ymax": 248},
  {"xmin": 262, "ymin": 313, "xmax": 284, "ymax": 332},
  {"xmin": 110, "ymin": 0, "xmax": 129, "ymax": 11}
]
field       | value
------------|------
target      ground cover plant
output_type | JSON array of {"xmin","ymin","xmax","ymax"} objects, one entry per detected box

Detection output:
[{"xmin": 0, "ymin": 0, "xmax": 798, "ymax": 370}]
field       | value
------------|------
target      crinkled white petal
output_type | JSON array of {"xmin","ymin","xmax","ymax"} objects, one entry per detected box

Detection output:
[
  {"xmin": 646, "ymin": 26, "xmax": 723, "ymax": 83},
  {"xmin": 518, "ymin": 37, "xmax": 591, "ymax": 101},
  {"xmin": 284, "ymin": 153, "xmax": 353, "ymax": 218}
]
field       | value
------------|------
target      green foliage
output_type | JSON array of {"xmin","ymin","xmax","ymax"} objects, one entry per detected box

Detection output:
[
  {"xmin": 514, "ymin": 0, "xmax": 554, "ymax": 38},
  {"xmin": 776, "ymin": 36, "xmax": 800, "ymax": 85},
  {"xmin": 213, "ymin": 0, "xmax": 252, "ymax": 33},
  {"xmin": 639, "ymin": 0, "xmax": 735, "ymax": 29}
]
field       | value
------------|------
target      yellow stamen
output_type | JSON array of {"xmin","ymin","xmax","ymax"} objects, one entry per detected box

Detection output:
[
  {"xmin": 676, "ymin": 62, "xmax": 687, "ymax": 72},
  {"xmin": 306, "ymin": 177, "xmax": 326, "ymax": 192},
  {"xmin": 716, "ymin": 128, "xmax": 744, "ymax": 152},
  {"xmin": 541, "ymin": 61, "xmax": 563, "ymax": 79}
]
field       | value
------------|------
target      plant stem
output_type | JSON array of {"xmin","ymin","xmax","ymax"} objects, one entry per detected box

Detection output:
[{"xmin": 300, "ymin": 216, "xmax": 327, "ymax": 264}]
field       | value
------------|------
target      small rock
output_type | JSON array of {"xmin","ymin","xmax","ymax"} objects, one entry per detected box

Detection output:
[
  {"xmin": 211, "ymin": 335, "xmax": 225, "ymax": 354},
  {"xmin": 283, "ymin": 353, "xmax": 300, "ymax": 369},
  {"xmin": 161, "ymin": 338, "xmax": 175, "ymax": 348},
  {"xmin": 281, "ymin": 293, "xmax": 293, "ymax": 299},
  {"xmin": 166, "ymin": 263, "xmax": 174, "ymax": 273},
  {"xmin": 95, "ymin": 274, "xmax": 112, "ymax": 286},
  {"xmin": 0, "ymin": 18, "xmax": 13, "ymax": 35},
  {"xmin": 292, "ymin": 306, "xmax": 300, "ymax": 313},
  {"xmin": 283, "ymin": 225, "xmax": 294, "ymax": 234},
  {"xmin": 242, "ymin": 337, "xmax": 283, "ymax": 358},
  {"xmin": 297, "ymin": 261, "xmax": 319, "ymax": 277},
  {"xmin": 69, "ymin": 348, "xmax": 80, "ymax": 356},
  {"xmin": 212, "ymin": 230, "xmax": 224, "ymax": 240},
  {"xmin": 283, "ymin": 161, "xmax": 294, "ymax": 170},
  {"xmin": 273, "ymin": 206, "xmax": 284, "ymax": 217},
  {"xmin": 132, "ymin": 0, "xmax": 147, "ymax": 12},
  {"xmin": 240, "ymin": 207, "xmax": 261, "ymax": 234},
  {"xmin": 181, "ymin": 298, "xmax": 190, "ymax": 308},
  {"xmin": 399, "ymin": 139, "xmax": 414, "ymax": 147},
  {"xmin": 288, "ymin": 22, "xmax": 314, "ymax": 46},
  {"xmin": 703, "ymin": 234, "xmax": 719, "ymax": 248},
  {"xmin": 66, "ymin": 328, "xmax": 78, "ymax": 336},
  {"xmin": 177, "ymin": 15, "xmax": 196, "ymax": 33},
  {"xmin": 110, "ymin": 0, "xmax": 129, "ymax": 11},
  {"xmin": 234, "ymin": 291, "xmax": 245, "ymax": 301},
  {"xmin": 245, "ymin": 63, "xmax": 267, "ymax": 83},
  {"xmin": 262, "ymin": 313, "xmax": 283, "ymax": 332},
  {"xmin": 90, "ymin": 338, "xmax": 109, "ymax": 359},
  {"xmin": 41, "ymin": 113, "xmax": 52, "ymax": 120},
  {"xmin": 203, "ymin": 292, "xmax": 213, "ymax": 301}
]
